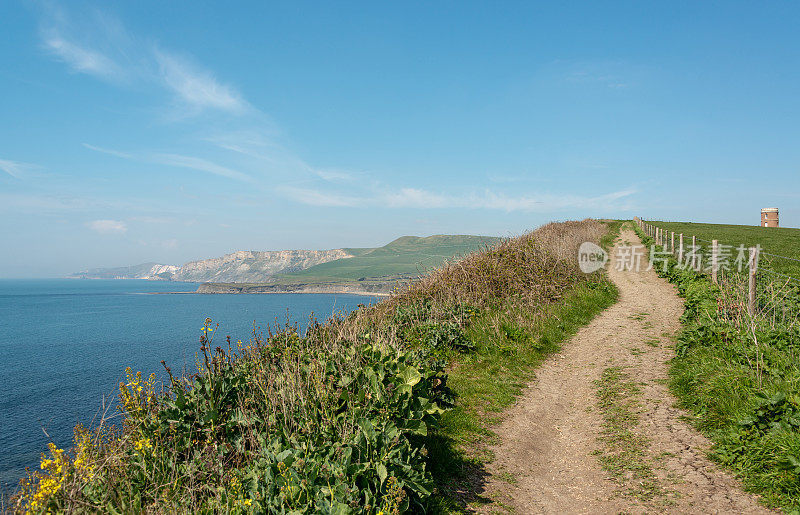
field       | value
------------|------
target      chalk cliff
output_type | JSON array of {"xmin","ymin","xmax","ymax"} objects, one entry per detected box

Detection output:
[{"xmin": 70, "ymin": 249, "xmax": 353, "ymax": 283}]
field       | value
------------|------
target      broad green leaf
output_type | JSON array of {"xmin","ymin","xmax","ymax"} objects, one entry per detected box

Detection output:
[
  {"xmin": 377, "ymin": 463, "xmax": 388, "ymax": 483},
  {"xmin": 400, "ymin": 366, "xmax": 422, "ymax": 386}
]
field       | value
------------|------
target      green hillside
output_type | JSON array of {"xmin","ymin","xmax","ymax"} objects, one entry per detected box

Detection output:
[
  {"xmin": 646, "ymin": 221, "xmax": 800, "ymax": 278},
  {"xmin": 272, "ymin": 234, "xmax": 503, "ymax": 284}
]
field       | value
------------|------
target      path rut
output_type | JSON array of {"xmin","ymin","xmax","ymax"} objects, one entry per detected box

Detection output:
[{"xmin": 474, "ymin": 227, "xmax": 770, "ymax": 514}]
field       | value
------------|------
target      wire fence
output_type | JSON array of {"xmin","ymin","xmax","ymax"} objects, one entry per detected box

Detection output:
[{"xmin": 633, "ymin": 217, "xmax": 800, "ymax": 326}]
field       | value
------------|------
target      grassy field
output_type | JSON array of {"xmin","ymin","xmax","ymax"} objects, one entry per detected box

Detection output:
[
  {"xmin": 646, "ymin": 221, "xmax": 800, "ymax": 278},
  {"xmin": 271, "ymin": 235, "xmax": 503, "ymax": 285}
]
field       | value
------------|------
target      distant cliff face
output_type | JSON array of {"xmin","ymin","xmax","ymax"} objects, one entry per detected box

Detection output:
[
  {"xmin": 70, "ymin": 249, "xmax": 353, "ymax": 283},
  {"xmin": 172, "ymin": 249, "xmax": 352, "ymax": 282}
]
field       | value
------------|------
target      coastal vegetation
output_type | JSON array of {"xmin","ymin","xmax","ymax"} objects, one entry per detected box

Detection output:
[
  {"xmin": 14, "ymin": 220, "xmax": 615, "ymax": 513},
  {"xmin": 634, "ymin": 223, "xmax": 800, "ymax": 510}
]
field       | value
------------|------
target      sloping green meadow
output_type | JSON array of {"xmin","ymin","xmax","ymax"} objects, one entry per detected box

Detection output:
[
  {"xmin": 13, "ymin": 221, "xmax": 615, "ymax": 514},
  {"xmin": 646, "ymin": 221, "xmax": 800, "ymax": 278},
  {"xmin": 274, "ymin": 235, "xmax": 504, "ymax": 284}
]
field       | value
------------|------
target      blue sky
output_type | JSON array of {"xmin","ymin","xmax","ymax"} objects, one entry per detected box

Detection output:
[{"xmin": 1, "ymin": 1, "xmax": 799, "ymax": 277}]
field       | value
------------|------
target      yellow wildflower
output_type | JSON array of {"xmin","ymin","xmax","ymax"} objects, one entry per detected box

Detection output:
[
  {"xmin": 134, "ymin": 437, "xmax": 152, "ymax": 452},
  {"xmin": 24, "ymin": 443, "xmax": 70, "ymax": 511}
]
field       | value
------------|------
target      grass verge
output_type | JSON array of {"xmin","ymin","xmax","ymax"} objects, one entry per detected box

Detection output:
[{"xmin": 593, "ymin": 366, "xmax": 667, "ymax": 504}]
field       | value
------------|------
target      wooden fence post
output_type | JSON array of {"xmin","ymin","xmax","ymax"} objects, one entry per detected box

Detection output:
[
  {"xmin": 748, "ymin": 246, "xmax": 759, "ymax": 316},
  {"xmin": 692, "ymin": 235, "xmax": 697, "ymax": 271},
  {"xmin": 671, "ymin": 232, "xmax": 675, "ymax": 255},
  {"xmin": 679, "ymin": 233, "xmax": 684, "ymax": 263},
  {"xmin": 711, "ymin": 239, "xmax": 719, "ymax": 284}
]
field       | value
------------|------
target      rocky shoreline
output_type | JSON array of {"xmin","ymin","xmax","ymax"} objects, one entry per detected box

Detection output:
[{"xmin": 195, "ymin": 281, "xmax": 393, "ymax": 296}]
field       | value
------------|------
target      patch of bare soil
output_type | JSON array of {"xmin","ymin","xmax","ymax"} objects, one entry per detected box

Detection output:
[{"xmin": 473, "ymin": 227, "xmax": 771, "ymax": 514}]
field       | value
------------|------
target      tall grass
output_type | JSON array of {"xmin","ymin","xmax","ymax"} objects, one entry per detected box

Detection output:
[{"xmin": 12, "ymin": 219, "xmax": 614, "ymax": 514}]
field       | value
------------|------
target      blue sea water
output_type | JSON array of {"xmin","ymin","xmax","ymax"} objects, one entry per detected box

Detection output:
[{"xmin": 0, "ymin": 279, "xmax": 378, "ymax": 495}]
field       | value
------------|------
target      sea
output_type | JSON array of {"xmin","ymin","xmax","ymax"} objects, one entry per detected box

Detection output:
[{"xmin": 0, "ymin": 279, "xmax": 378, "ymax": 497}]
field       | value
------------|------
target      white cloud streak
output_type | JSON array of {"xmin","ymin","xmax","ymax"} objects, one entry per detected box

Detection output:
[
  {"xmin": 88, "ymin": 219, "xmax": 127, "ymax": 234},
  {"xmin": 155, "ymin": 51, "xmax": 248, "ymax": 114},
  {"xmin": 151, "ymin": 153, "xmax": 252, "ymax": 182},
  {"xmin": 280, "ymin": 187, "xmax": 360, "ymax": 207},
  {"xmin": 82, "ymin": 143, "xmax": 132, "ymax": 159},
  {"xmin": 83, "ymin": 143, "xmax": 251, "ymax": 182},
  {"xmin": 42, "ymin": 33, "xmax": 124, "ymax": 80},
  {"xmin": 39, "ymin": 9, "xmax": 248, "ymax": 115},
  {"xmin": 315, "ymin": 169, "xmax": 355, "ymax": 182},
  {"xmin": 281, "ymin": 186, "xmax": 637, "ymax": 212},
  {"xmin": 0, "ymin": 158, "xmax": 35, "ymax": 178}
]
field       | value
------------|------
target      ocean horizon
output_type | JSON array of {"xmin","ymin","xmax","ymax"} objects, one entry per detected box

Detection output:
[{"xmin": 0, "ymin": 279, "xmax": 377, "ymax": 496}]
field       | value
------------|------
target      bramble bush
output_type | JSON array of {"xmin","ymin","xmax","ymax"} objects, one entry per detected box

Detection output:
[{"xmin": 16, "ymin": 318, "xmax": 453, "ymax": 513}]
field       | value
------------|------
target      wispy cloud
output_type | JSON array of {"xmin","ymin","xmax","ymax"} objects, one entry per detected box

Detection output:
[
  {"xmin": 384, "ymin": 188, "xmax": 451, "ymax": 208},
  {"xmin": 39, "ymin": 7, "xmax": 133, "ymax": 82},
  {"xmin": 542, "ymin": 59, "xmax": 643, "ymax": 91},
  {"xmin": 280, "ymin": 187, "xmax": 361, "ymax": 207},
  {"xmin": 42, "ymin": 33, "xmax": 124, "ymax": 80},
  {"xmin": 82, "ymin": 143, "xmax": 132, "ymax": 159},
  {"xmin": 281, "ymin": 185, "xmax": 637, "ymax": 212},
  {"xmin": 315, "ymin": 168, "xmax": 355, "ymax": 182},
  {"xmin": 88, "ymin": 219, "xmax": 127, "ymax": 234},
  {"xmin": 0, "ymin": 158, "xmax": 37, "ymax": 179},
  {"xmin": 151, "ymin": 153, "xmax": 252, "ymax": 182},
  {"xmin": 155, "ymin": 51, "xmax": 248, "ymax": 114},
  {"xmin": 83, "ymin": 143, "xmax": 252, "ymax": 182},
  {"xmin": 39, "ymin": 8, "xmax": 248, "ymax": 115},
  {"xmin": 0, "ymin": 192, "xmax": 107, "ymax": 213}
]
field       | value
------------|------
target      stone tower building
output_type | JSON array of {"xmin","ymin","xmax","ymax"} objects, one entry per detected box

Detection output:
[{"xmin": 761, "ymin": 208, "xmax": 779, "ymax": 228}]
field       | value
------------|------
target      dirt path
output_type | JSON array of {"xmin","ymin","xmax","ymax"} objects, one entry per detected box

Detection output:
[{"xmin": 475, "ymin": 227, "xmax": 770, "ymax": 514}]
